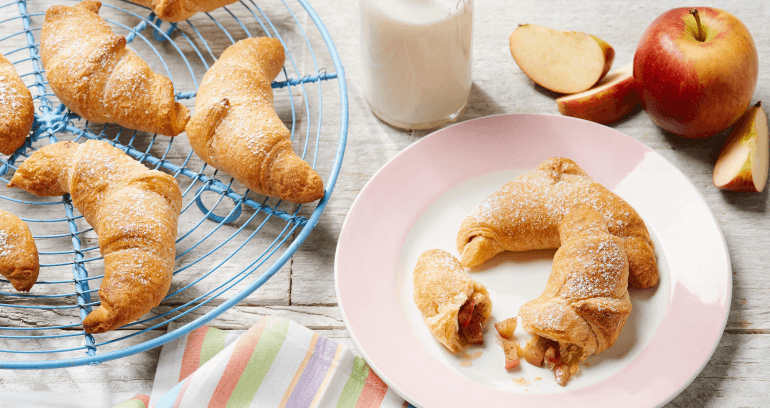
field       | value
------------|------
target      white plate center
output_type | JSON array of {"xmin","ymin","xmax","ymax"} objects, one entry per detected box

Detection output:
[{"xmin": 396, "ymin": 169, "xmax": 670, "ymax": 394}]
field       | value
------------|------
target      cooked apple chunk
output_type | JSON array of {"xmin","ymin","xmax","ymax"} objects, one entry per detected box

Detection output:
[
  {"xmin": 494, "ymin": 317, "xmax": 518, "ymax": 339},
  {"xmin": 458, "ymin": 299, "xmax": 487, "ymax": 345}
]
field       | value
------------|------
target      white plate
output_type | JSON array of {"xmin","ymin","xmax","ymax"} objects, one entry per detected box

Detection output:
[{"xmin": 335, "ymin": 114, "xmax": 731, "ymax": 407}]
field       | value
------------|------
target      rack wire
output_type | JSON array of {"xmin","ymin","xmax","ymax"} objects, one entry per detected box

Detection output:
[{"xmin": 0, "ymin": 0, "xmax": 347, "ymax": 368}]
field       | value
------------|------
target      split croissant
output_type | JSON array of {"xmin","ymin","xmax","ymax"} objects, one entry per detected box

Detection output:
[
  {"xmin": 186, "ymin": 37, "xmax": 324, "ymax": 203},
  {"xmin": 413, "ymin": 249, "xmax": 493, "ymax": 353},
  {"xmin": 9, "ymin": 140, "xmax": 182, "ymax": 333},
  {"xmin": 519, "ymin": 204, "xmax": 632, "ymax": 357},
  {"xmin": 40, "ymin": 1, "xmax": 190, "ymax": 136},
  {"xmin": 129, "ymin": 0, "xmax": 239, "ymax": 22},
  {"xmin": 0, "ymin": 53, "xmax": 34, "ymax": 155},
  {"xmin": 0, "ymin": 209, "xmax": 39, "ymax": 292},
  {"xmin": 457, "ymin": 157, "xmax": 658, "ymax": 288}
]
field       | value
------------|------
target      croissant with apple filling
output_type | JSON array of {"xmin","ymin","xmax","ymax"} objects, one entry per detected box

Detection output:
[
  {"xmin": 413, "ymin": 249, "xmax": 492, "ymax": 353},
  {"xmin": 519, "ymin": 204, "xmax": 632, "ymax": 385}
]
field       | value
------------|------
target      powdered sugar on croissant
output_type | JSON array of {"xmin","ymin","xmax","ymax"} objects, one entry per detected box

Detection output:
[
  {"xmin": 457, "ymin": 157, "xmax": 657, "ymax": 288},
  {"xmin": 519, "ymin": 204, "xmax": 632, "ymax": 357},
  {"xmin": 186, "ymin": 37, "xmax": 324, "ymax": 203},
  {"xmin": 9, "ymin": 140, "xmax": 182, "ymax": 333},
  {"xmin": 40, "ymin": 1, "xmax": 190, "ymax": 136}
]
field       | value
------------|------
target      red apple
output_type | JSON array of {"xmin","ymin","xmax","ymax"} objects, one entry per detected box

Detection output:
[
  {"xmin": 556, "ymin": 64, "xmax": 638, "ymax": 125},
  {"xmin": 633, "ymin": 7, "xmax": 758, "ymax": 138}
]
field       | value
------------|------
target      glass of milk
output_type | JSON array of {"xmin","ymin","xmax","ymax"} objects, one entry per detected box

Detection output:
[{"xmin": 360, "ymin": 0, "xmax": 473, "ymax": 130}]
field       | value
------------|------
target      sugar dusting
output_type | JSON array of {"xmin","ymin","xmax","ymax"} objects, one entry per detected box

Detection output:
[
  {"xmin": 0, "ymin": 73, "xmax": 25, "ymax": 119},
  {"xmin": 41, "ymin": 5, "xmax": 173, "ymax": 128},
  {"xmin": 198, "ymin": 61, "xmax": 281, "ymax": 162},
  {"xmin": 415, "ymin": 249, "xmax": 471, "ymax": 309},
  {"xmin": 474, "ymin": 162, "xmax": 633, "ymax": 337},
  {"xmin": 560, "ymin": 237, "xmax": 626, "ymax": 299},
  {"xmin": 469, "ymin": 170, "xmax": 633, "ymax": 238},
  {"xmin": 0, "ymin": 230, "xmax": 15, "ymax": 257}
]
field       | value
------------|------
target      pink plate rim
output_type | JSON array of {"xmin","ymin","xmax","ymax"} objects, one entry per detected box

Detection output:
[{"xmin": 334, "ymin": 114, "xmax": 731, "ymax": 408}]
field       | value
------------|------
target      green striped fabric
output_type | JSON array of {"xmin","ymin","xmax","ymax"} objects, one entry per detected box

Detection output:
[
  {"xmin": 120, "ymin": 316, "xmax": 407, "ymax": 408},
  {"xmin": 226, "ymin": 317, "xmax": 290, "ymax": 407},
  {"xmin": 335, "ymin": 356, "xmax": 370, "ymax": 408}
]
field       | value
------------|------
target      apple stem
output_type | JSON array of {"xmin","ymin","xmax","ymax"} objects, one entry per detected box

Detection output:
[
  {"xmin": 756, "ymin": 101, "xmax": 762, "ymax": 108},
  {"xmin": 689, "ymin": 9, "xmax": 705, "ymax": 42}
]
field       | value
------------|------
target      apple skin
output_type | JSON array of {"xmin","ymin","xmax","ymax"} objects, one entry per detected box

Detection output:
[
  {"xmin": 556, "ymin": 65, "xmax": 638, "ymax": 125},
  {"xmin": 718, "ymin": 161, "xmax": 756, "ymax": 192},
  {"xmin": 589, "ymin": 35, "xmax": 615, "ymax": 81},
  {"xmin": 713, "ymin": 102, "xmax": 768, "ymax": 192},
  {"xmin": 633, "ymin": 7, "xmax": 758, "ymax": 139}
]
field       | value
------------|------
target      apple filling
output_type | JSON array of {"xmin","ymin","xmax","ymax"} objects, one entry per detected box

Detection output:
[
  {"xmin": 494, "ymin": 318, "xmax": 520, "ymax": 369},
  {"xmin": 457, "ymin": 297, "xmax": 487, "ymax": 345},
  {"xmin": 522, "ymin": 335, "xmax": 585, "ymax": 386}
]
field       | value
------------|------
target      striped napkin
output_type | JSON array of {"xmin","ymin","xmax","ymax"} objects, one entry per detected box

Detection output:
[{"xmin": 115, "ymin": 316, "xmax": 410, "ymax": 408}]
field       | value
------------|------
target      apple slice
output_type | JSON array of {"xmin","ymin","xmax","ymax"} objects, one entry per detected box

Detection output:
[
  {"xmin": 555, "ymin": 64, "xmax": 638, "ymax": 124},
  {"xmin": 509, "ymin": 24, "xmax": 615, "ymax": 94},
  {"xmin": 713, "ymin": 102, "xmax": 769, "ymax": 192}
]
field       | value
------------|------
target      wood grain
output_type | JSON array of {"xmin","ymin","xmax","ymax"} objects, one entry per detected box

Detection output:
[{"xmin": 0, "ymin": 0, "xmax": 768, "ymax": 407}]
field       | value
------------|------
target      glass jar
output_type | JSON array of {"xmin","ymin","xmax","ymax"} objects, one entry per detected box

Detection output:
[{"xmin": 359, "ymin": 0, "xmax": 474, "ymax": 130}]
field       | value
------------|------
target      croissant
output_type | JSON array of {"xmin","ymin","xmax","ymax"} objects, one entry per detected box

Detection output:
[
  {"xmin": 186, "ymin": 37, "xmax": 324, "ymax": 203},
  {"xmin": 519, "ymin": 205, "xmax": 632, "ymax": 385},
  {"xmin": 0, "ymin": 209, "xmax": 39, "ymax": 292},
  {"xmin": 0, "ymin": 53, "xmax": 34, "ymax": 155},
  {"xmin": 128, "ymin": 0, "xmax": 239, "ymax": 22},
  {"xmin": 413, "ymin": 249, "xmax": 493, "ymax": 353},
  {"xmin": 457, "ymin": 157, "xmax": 657, "ymax": 288},
  {"xmin": 519, "ymin": 204, "xmax": 632, "ymax": 358},
  {"xmin": 9, "ymin": 140, "xmax": 182, "ymax": 333},
  {"xmin": 40, "ymin": 1, "xmax": 190, "ymax": 136}
]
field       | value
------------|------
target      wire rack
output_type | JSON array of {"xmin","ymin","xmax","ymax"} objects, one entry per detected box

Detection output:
[{"xmin": 0, "ymin": 0, "xmax": 347, "ymax": 368}]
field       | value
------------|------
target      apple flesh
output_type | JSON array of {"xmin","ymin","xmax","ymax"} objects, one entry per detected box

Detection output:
[
  {"xmin": 713, "ymin": 102, "xmax": 769, "ymax": 192},
  {"xmin": 494, "ymin": 317, "xmax": 518, "ymax": 339},
  {"xmin": 521, "ymin": 335, "xmax": 547, "ymax": 367},
  {"xmin": 634, "ymin": 7, "xmax": 758, "ymax": 138},
  {"xmin": 502, "ymin": 340, "xmax": 520, "ymax": 370},
  {"xmin": 457, "ymin": 298, "xmax": 476, "ymax": 328},
  {"xmin": 510, "ymin": 24, "xmax": 615, "ymax": 94},
  {"xmin": 556, "ymin": 64, "xmax": 638, "ymax": 124}
]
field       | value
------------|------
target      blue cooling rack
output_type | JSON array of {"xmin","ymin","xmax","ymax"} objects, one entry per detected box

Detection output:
[{"xmin": 0, "ymin": 0, "xmax": 348, "ymax": 368}]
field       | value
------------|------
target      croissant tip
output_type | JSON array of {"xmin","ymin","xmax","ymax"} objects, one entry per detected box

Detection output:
[
  {"xmin": 460, "ymin": 236, "xmax": 500, "ymax": 268},
  {"xmin": 281, "ymin": 176, "xmax": 325, "ymax": 203},
  {"xmin": 164, "ymin": 104, "xmax": 192, "ymax": 137},
  {"xmin": 82, "ymin": 309, "xmax": 116, "ymax": 334}
]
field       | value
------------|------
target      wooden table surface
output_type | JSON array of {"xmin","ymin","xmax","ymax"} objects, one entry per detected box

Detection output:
[{"xmin": 1, "ymin": 0, "xmax": 769, "ymax": 407}]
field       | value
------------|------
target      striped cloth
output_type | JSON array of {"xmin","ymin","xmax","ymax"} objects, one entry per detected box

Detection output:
[
  {"xmin": 113, "ymin": 395, "xmax": 151, "ymax": 408},
  {"xmin": 116, "ymin": 316, "xmax": 410, "ymax": 408}
]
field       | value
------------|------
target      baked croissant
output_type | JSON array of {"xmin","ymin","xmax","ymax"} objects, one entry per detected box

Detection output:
[
  {"xmin": 0, "ymin": 53, "xmax": 34, "ymax": 155},
  {"xmin": 40, "ymin": 1, "xmax": 190, "ymax": 136},
  {"xmin": 186, "ymin": 37, "xmax": 324, "ymax": 203},
  {"xmin": 457, "ymin": 157, "xmax": 657, "ymax": 288},
  {"xmin": 0, "ymin": 209, "xmax": 39, "ymax": 292},
  {"xmin": 413, "ymin": 249, "xmax": 493, "ymax": 353},
  {"xmin": 128, "ymin": 0, "xmax": 239, "ymax": 22},
  {"xmin": 519, "ymin": 204, "xmax": 632, "ymax": 359},
  {"xmin": 9, "ymin": 140, "xmax": 182, "ymax": 333}
]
